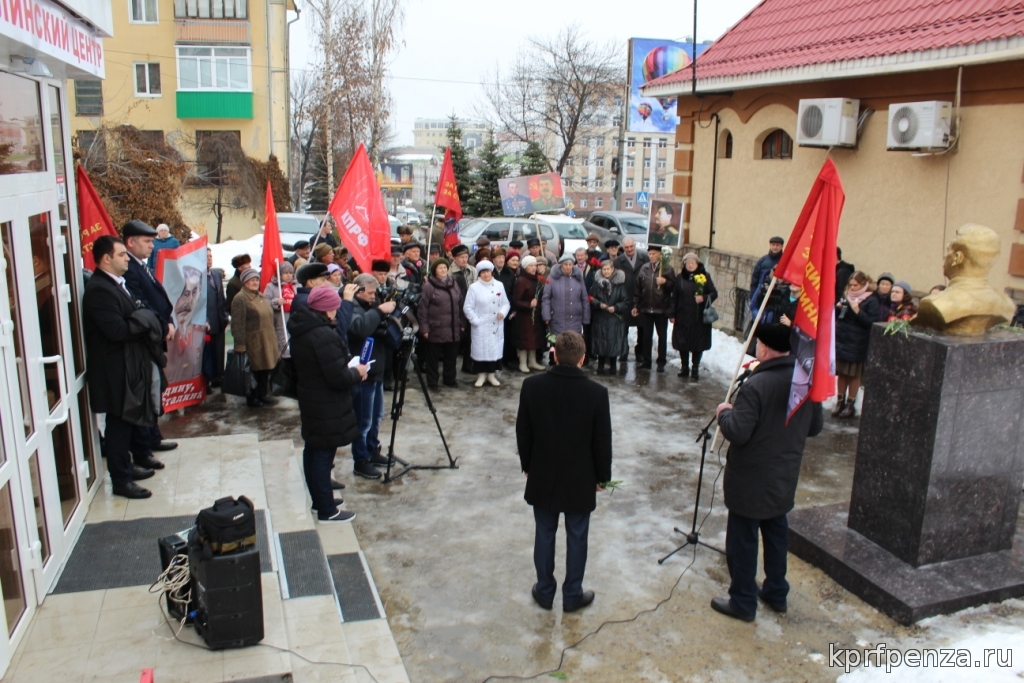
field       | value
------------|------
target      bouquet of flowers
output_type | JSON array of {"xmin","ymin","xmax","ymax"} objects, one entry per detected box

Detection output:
[
  {"xmin": 693, "ymin": 273, "xmax": 707, "ymax": 296},
  {"xmin": 588, "ymin": 257, "xmax": 602, "ymax": 269},
  {"xmin": 532, "ymin": 277, "xmax": 546, "ymax": 323}
]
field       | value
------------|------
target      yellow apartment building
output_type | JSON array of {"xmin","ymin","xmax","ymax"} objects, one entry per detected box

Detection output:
[{"xmin": 71, "ymin": 0, "xmax": 295, "ymax": 241}]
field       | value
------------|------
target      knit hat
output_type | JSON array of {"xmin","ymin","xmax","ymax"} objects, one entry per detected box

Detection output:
[
  {"xmin": 506, "ymin": 249, "xmax": 521, "ymax": 261},
  {"xmin": 279, "ymin": 261, "xmax": 294, "ymax": 275},
  {"xmin": 877, "ymin": 272, "xmax": 895, "ymax": 286},
  {"xmin": 475, "ymin": 260, "xmax": 495, "ymax": 273},
  {"xmin": 558, "ymin": 253, "xmax": 575, "ymax": 264},
  {"xmin": 326, "ymin": 263, "xmax": 342, "ymax": 274},
  {"xmin": 682, "ymin": 252, "xmax": 699, "ymax": 264},
  {"xmin": 239, "ymin": 268, "xmax": 260, "ymax": 284},
  {"xmin": 313, "ymin": 243, "xmax": 332, "ymax": 259},
  {"xmin": 521, "ymin": 255, "xmax": 537, "ymax": 269},
  {"xmin": 894, "ymin": 280, "xmax": 913, "ymax": 295},
  {"xmin": 755, "ymin": 323, "xmax": 792, "ymax": 353},
  {"xmin": 296, "ymin": 262, "xmax": 328, "ymax": 285},
  {"xmin": 430, "ymin": 258, "xmax": 450, "ymax": 276},
  {"xmin": 307, "ymin": 286, "xmax": 341, "ymax": 312}
]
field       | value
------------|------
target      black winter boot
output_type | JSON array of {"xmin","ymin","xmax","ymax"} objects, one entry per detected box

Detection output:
[{"xmin": 597, "ymin": 358, "xmax": 606, "ymax": 374}]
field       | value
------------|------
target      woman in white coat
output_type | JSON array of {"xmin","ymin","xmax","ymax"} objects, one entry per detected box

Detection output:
[{"xmin": 464, "ymin": 260, "xmax": 511, "ymax": 387}]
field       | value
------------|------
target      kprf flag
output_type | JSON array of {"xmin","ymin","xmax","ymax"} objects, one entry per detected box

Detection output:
[
  {"xmin": 260, "ymin": 181, "xmax": 284, "ymax": 293},
  {"xmin": 435, "ymin": 147, "xmax": 463, "ymax": 253},
  {"xmin": 75, "ymin": 165, "xmax": 119, "ymax": 270},
  {"xmin": 326, "ymin": 144, "xmax": 393, "ymax": 272},
  {"xmin": 774, "ymin": 158, "xmax": 844, "ymax": 421}
]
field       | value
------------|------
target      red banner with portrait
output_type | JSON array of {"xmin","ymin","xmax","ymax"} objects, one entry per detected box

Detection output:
[{"xmin": 156, "ymin": 236, "xmax": 209, "ymax": 412}]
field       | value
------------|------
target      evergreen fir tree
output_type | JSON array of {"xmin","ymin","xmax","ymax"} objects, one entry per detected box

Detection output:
[
  {"xmin": 465, "ymin": 131, "xmax": 508, "ymax": 217},
  {"xmin": 519, "ymin": 140, "xmax": 550, "ymax": 176},
  {"xmin": 442, "ymin": 115, "xmax": 472, "ymax": 209}
]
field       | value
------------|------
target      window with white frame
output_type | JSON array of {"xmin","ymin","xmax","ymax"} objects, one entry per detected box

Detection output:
[
  {"xmin": 625, "ymin": 198, "xmax": 634, "ymax": 209},
  {"xmin": 642, "ymin": 138, "xmax": 651, "ymax": 148},
  {"xmin": 643, "ymin": 158, "xmax": 651, "ymax": 168},
  {"xmin": 580, "ymin": 198, "xmax": 588, "ymax": 208},
  {"xmin": 657, "ymin": 158, "xmax": 666, "ymax": 169},
  {"xmin": 177, "ymin": 47, "xmax": 251, "ymax": 90},
  {"xmin": 658, "ymin": 179, "xmax": 666, "ymax": 190},
  {"xmin": 658, "ymin": 138, "xmax": 667, "ymax": 149},
  {"xmin": 643, "ymin": 179, "xmax": 650, "ymax": 190},
  {"xmin": 625, "ymin": 178, "xmax": 634, "ymax": 189},
  {"xmin": 626, "ymin": 137, "xmax": 635, "ymax": 148},
  {"xmin": 595, "ymin": 158, "xmax": 604, "ymax": 167},
  {"xmin": 595, "ymin": 196, "xmax": 603, "ymax": 208},
  {"xmin": 595, "ymin": 179, "xmax": 603, "ymax": 189},
  {"xmin": 626, "ymin": 158, "xmax": 635, "ymax": 168},
  {"xmin": 134, "ymin": 63, "xmax": 161, "ymax": 96},
  {"xmin": 130, "ymin": 0, "xmax": 158, "ymax": 22},
  {"xmin": 174, "ymin": 0, "xmax": 248, "ymax": 18}
]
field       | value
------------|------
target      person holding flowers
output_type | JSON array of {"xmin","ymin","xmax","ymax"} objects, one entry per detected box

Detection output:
[
  {"xmin": 513, "ymin": 256, "xmax": 548, "ymax": 373},
  {"xmin": 589, "ymin": 260, "xmax": 628, "ymax": 374},
  {"xmin": 671, "ymin": 252, "xmax": 718, "ymax": 381},
  {"xmin": 632, "ymin": 246, "xmax": 675, "ymax": 372}
]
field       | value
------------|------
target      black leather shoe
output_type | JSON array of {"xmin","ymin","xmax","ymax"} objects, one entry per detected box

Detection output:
[
  {"xmin": 134, "ymin": 455, "xmax": 165, "ymax": 470},
  {"xmin": 312, "ymin": 498, "xmax": 344, "ymax": 511},
  {"xmin": 531, "ymin": 583, "xmax": 552, "ymax": 610},
  {"xmin": 331, "ymin": 478, "xmax": 346, "ymax": 490},
  {"xmin": 260, "ymin": 396, "xmax": 279, "ymax": 406},
  {"xmin": 638, "ymin": 362, "xmax": 652, "ymax": 370},
  {"xmin": 112, "ymin": 482, "xmax": 152, "ymax": 499},
  {"xmin": 563, "ymin": 590, "xmax": 595, "ymax": 613},
  {"xmin": 152, "ymin": 441, "xmax": 178, "ymax": 452},
  {"xmin": 711, "ymin": 597, "xmax": 755, "ymax": 622},
  {"xmin": 758, "ymin": 589, "xmax": 787, "ymax": 614},
  {"xmin": 656, "ymin": 364, "xmax": 666, "ymax": 373},
  {"xmin": 130, "ymin": 467, "xmax": 154, "ymax": 481}
]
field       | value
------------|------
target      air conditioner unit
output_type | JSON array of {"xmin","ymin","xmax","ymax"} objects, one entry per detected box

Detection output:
[
  {"xmin": 796, "ymin": 98, "xmax": 859, "ymax": 147},
  {"xmin": 887, "ymin": 101, "xmax": 952, "ymax": 150}
]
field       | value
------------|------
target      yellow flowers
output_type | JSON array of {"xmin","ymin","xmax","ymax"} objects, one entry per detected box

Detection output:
[{"xmin": 694, "ymin": 274, "xmax": 707, "ymax": 285}]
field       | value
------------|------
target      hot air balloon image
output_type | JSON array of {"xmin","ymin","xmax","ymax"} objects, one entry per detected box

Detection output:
[
  {"xmin": 642, "ymin": 45, "xmax": 691, "ymax": 85},
  {"xmin": 637, "ymin": 102, "xmax": 652, "ymax": 121},
  {"xmin": 657, "ymin": 97, "xmax": 676, "ymax": 111}
]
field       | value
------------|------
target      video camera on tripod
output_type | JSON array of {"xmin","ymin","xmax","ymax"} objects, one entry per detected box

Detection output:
[{"xmin": 376, "ymin": 282, "xmax": 422, "ymax": 336}]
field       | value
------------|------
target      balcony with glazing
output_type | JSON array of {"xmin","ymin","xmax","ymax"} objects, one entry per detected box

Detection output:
[{"xmin": 174, "ymin": 18, "xmax": 250, "ymax": 44}]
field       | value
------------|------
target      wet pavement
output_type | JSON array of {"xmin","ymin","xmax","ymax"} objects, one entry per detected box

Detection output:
[{"xmin": 163, "ymin": 353, "xmax": 1024, "ymax": 683}]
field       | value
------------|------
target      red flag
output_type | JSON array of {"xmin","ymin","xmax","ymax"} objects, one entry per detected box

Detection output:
[
  {"xmin": 75, "ymin": 165, "xmax": 119, "ymax": 270},
  {"xmin": 434, "ymin": 147, "xmax": 463, "ymax": 252},
  {"xmin": 774, "ymin": 159, "xmax": 844, "ymax": 421},
  {"xmin": 326, "ymin": 144, "xmax": 392, "ymax": 273},
  {"xmin": 260, "ymin": 181, "xmax": 284, "ymax": 292}
]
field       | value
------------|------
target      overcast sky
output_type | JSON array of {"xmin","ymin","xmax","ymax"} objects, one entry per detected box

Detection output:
[{"xmin": 289, "ymin": 0, "xmax": 762, "ymax": 146}]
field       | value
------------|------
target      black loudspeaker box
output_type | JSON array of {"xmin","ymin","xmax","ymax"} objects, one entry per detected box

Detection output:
[
  {"xmin": 158, "ymin": 534, "xmax": 193, "ymax": 622},
  {"xmin": 188, "ymin": 544, "xmax": 264, "ymax": 649}
]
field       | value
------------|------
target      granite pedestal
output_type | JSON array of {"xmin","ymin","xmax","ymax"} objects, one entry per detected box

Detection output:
[{"xmin": 789, "ymin": 327, "xmax": 1024, "ymax": 624}]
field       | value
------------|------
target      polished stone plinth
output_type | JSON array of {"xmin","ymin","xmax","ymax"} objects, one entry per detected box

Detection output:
[
  {"xmin": 789, "ymin": 503, "xmax": 1024, "ymax": 624},
  {"xmin": 848, "ymin": 327, "xmax": 1024, "ymax": 567}
]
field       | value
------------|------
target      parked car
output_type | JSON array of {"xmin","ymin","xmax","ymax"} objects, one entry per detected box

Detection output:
[
  {"xmin": 276, "ymin": 213, "xmax": 321, "ymax": 250},
  {"xmin": 538, "ymin": 214, "xmax": 592, "ymax": 256},
  {"xmin": 458, "ymin": 217, "xmax": 564, "ymax": 257},
  {"xmin": 586, "ymin": 210, "xmax": 650, "ymax": 251}
]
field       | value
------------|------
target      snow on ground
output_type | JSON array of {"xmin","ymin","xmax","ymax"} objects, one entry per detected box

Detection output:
[{"xmin": 208, "ymin": 234, "xmax": 263, "ymax": 275}]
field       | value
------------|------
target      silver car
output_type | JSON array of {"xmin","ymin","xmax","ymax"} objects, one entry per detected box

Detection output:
[
  {"xmin": 586, "ymin": 210, "xmax": 650, "ymax": 251},
  {"xmin": 458, "ymin": 217, "xmax": 565, "ymax": 257}
]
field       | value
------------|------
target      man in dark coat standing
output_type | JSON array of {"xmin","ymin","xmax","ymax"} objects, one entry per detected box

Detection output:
[
  {"xmin": 121, "ymin": 219, "xmax": 178, "ymax": 463},
  {"xmin": 203, "ymin": 246, "xmax": 230, "ymax": 387},
  {"xmin": 612, "ymin": 237, "xmax": 649, "ymax": 362},
  {"xmin": 712, "ymin": 323, "xmax": 824, "ymax": 622},
  {"xmin": 517, "ymin": 331, "xmax": 612, "ymax": 613},
  {"xmin": 82, "ymin": 236, "xmax": 158, "ymax": 499}
]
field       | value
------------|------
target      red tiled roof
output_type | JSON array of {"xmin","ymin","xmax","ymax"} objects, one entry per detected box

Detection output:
[{"xmin": 644, "ymin": 0, "xmax": 1024, "ymax": 90}]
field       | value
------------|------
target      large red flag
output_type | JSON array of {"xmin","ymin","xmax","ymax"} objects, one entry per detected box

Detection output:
[
  {"xmin": 260, "ymin": 181, "xmax": 284, "ymax": 293},
  {"xmin": 774, "ymin": 158, "xmax": 844, "ymax": 421},
  {"xmin": 75, "ymin": 165, "xmax": 119, "ymax": 270},
  {"xmin": 326, "ymin": 144, "xmax": 392, "ymax": 273},
  {"xmin": 434, "ymin": 147, "xmax": 463, "ymax": 253}
]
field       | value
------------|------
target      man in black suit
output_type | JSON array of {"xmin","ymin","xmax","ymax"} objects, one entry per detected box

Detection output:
[
  {"xmin": 517, "ymin": 331, "xmax": 612, "ymax": 613},
  {"xmin": 82, "ymin": 236, "xmax": 157, "ymax": 499},
  {"xmin": 203, "ymin": 246, "xmax": 230, "ymax": 387},
  {"xmin": 121, "ymin": 219, "xmax": 177, "ymax": 463},
  {"xmin": 613, "ymin": 237, "xmax": 650, "ymax": 362}
]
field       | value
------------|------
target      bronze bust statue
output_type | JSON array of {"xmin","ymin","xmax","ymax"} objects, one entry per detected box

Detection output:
[{"xmin": 912, "ymin": 224, "xmax": 1016, "ymax": 336}]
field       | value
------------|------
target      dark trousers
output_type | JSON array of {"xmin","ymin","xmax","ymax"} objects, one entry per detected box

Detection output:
[
  {"xmin": 726, "ymin": 511, "xmax": 790, "ymax": 616},
  {"xmin": 248, "ymin": 370, "xmax": 271, "ymax": 404},
  {"xmin": 680, "ymin": 351, "xmax": 704, "ymax": 371},
  {"xmin": 302, "ymin": 445, "xmax": 338, "ymax": 519},
  {"xmin": 620, "ymin": 314, "xmax": 641, "ymax": 359},
  {"xmin": 103, "ymin": 414, "xmax": 149, "ymax": 486},
  {"xmin": 533, "ymin": 506, "xmax": 591, "ymax": 606},
  {"xmin": 460, "ymin": 327, "xmax": 473, "ymax": 372},
  {"xmin": 425, "ymin": 341, "xmax": 458, "ymax": 388},
  {"xmin": 639, "ymin": 313, "xmax": 668, "ymax": 366},
  {"xmin": 202, "ymin": 332, "xmax": 226, "ymax": 381}
]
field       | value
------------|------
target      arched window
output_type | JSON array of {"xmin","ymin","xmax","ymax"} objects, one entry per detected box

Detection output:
[
  {"xmin": 761, "ymin": 129, "xmax": 793, "ymax": 160},
  {"xmin": 718, "ymin": 129, "xmax": 733, "ymax": 159}
]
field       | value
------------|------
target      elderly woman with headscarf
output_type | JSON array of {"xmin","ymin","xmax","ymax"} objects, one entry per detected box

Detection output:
[
  {"xmin": 589, "ymin": 260, "xmax": 628, "ymax": 374},
  {"xmin": 288, "ymin": 286, "xmax": 368, "ymax": 522},
  {"xmin": 671, "ymin": 252, "xmax": 718, "ymax": 382},
  {"xmin": 231, "ymin": 267, "xmax": 281, "ymax": 407},
  {"xmin": 542, "ymin": 254, "xmax": 591, "ymax": 337},
  {"xmin": 263, "ymin": 261, "xmax": 296, "ymax": 358},
  {"xmin": 464, "ymin": 260, "xmax": 510, "ymax": 387}
]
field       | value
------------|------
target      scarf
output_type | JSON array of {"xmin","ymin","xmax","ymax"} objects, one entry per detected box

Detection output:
[{"xmin": 847, "ymin": 286, "xmax": 873, "ymax": 305}]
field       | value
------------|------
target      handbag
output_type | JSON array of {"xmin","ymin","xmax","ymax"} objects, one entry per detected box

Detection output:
[
  {"xmin": 271, "ymin": 351, "xmax": 298, "ymax": 399},
  {"xmin": 223, "ymin": 350, "xmax": 254, "ymax": 397},
  {"xmin": 702, "ymin": 300, "xmax": 720, "ymax": 325}
]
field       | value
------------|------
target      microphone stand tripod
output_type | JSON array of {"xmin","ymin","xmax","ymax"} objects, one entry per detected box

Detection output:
[{"xmin": 658, "ymin": 412, "xmax": 725, "ymax": 563}]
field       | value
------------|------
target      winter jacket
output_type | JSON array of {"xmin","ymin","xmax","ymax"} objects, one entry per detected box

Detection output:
[
  {"xmin": 835, "ymin": 259, "xmax": 855, "ymax": 302},
  {"xmin": 124, "ymin": 256, "xmax": 173, "ymax": 331},
  {"xmin": 348, "ymin": 300, "xmax": 396, "ymax": 382},
  {"xmin": 671, "ymin": 265, "xmax": 718, "ymax": 353},
  {"xmin": 517, "ymin": 365, "xmax": 613, "ymax": 513},
  {"xmin": 148, "ymin": 235, "xmax": 181, "ymax": 270},
  {"xmin": 542, "ymin": 266, "xmax": 590, "ymax": 335},
  {"xmin": 835, "ymin": 293, "xmax": 880, "ymax": 364},
  {"xmin": 418, "ymin": 275, "xmax": 463, "ymax": 344},
  {"xmin": 582, "ymin": 260, "xmax": 600, "ymax": 291},
  {"xmin": 634, "ymin": 260, "xmax": 675, "ymax": 315},
  {"xmin": 231, "ymin": 288, "xmax": 280, "ymax": 371},
  {"xmin": 613, "ymin": 251, "xmax": 649, "ymax": 324},
  {"xmin": 288, "ymin": 306, "xmax": 361, "ymax": 449},
  {"xmin": 464, "ymin": 277, "xmax": 510, "ymax": 362},
  {"xmin": 589, "ymin": 270, "xmax": 628, "ymax": 358},
  {"xmin": 719, "ymin": 355, "xmax": 824, "ymax": 520},
  {"xmin": 875, "ymin": 293, "xmax": 893, "ymax": 323},
  {"xmin": 495, "ymin": 266, "xmax": 517, "ymax": 302},
  {"xmin": 207, "ymin": 269, "xmax": 229, "ymax": 335},
  {"xmin": 264, "ymin": 278, "xmax": 296, "ymax": 358},
  {"xmin": 888, "ymin": 300, "xmax": 917, "ymax": 322},
  {"xmin": 750, "ymin": 251, "xmax": 781, "ymax": 298},
  {"xmin": 513, "ymin": 270, "xmax": 546, "ymax": 351},
  {"xmin": 122, "ymin": 308, "xmax": 167, "ymax": 426}
]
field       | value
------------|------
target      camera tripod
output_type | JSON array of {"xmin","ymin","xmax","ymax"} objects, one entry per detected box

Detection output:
[{"xmin": 382, "ymin": 338, "xmax": 459, "ymax": 483}]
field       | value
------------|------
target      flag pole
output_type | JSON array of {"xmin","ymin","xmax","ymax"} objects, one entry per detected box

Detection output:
[
  {"xmin": 709, "ymin": 276, "xmax": 779, "ymax": 452},
  {"xmin": 426, "ymin": 205, "xmax": 438, "ymax": 259},
  {"xmin": 276, "ymin": 258, "xmax": 289, "ymax": 344}
]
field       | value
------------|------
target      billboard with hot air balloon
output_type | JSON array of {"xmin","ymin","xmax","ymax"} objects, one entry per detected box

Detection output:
[{"xmin": 628, "ymin": 38, "xmax": 711, "ymax": 133}]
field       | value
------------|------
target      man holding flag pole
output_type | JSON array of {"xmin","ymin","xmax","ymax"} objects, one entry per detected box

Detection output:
[{"xmin": 708, "ymin": 159, "xmax": 841, "ymax": 622}]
